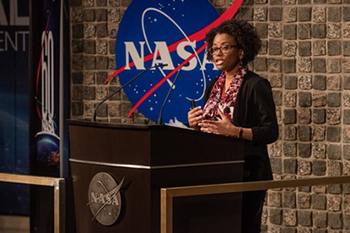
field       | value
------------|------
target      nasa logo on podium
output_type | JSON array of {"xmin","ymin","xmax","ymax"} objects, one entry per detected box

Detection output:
[
  {"xmin": 87, "ymin": 173, "xmax": 125, "ymax": 226},
  {"xmin": 114, "ymin": 0, "xmax": 222, "ymax": 124}
]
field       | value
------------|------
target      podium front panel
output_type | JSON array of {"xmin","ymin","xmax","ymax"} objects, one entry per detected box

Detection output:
[
  {"xmin": 69, "ymin": 120, "xmax": 244, "ymax": 233},
  {"xmin": 71, "ymin": 162, "xmax": 242, "ymax": 233}
]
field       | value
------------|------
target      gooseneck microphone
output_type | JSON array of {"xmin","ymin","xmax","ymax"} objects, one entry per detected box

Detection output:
[
  {"xmin": 157, "ymin": 68, "xmax": 182, "ymax": 125},
  {"xmin": 92, "ymin": 63, "xmax": 168, "ymax": 122}
]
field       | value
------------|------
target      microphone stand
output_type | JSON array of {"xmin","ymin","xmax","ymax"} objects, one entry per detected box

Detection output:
[
  {"xmin": 92, "ymin": 63, "xmax": 167, "ymax": 122},
  {"xmin": 157, "ymin": 68, "xmax": 182, "ymax": 125}
]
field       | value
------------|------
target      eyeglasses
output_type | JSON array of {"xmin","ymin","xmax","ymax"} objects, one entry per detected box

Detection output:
[{"xmin": 209, "ymin": 44, "xmax": 237, "ymax": 55}]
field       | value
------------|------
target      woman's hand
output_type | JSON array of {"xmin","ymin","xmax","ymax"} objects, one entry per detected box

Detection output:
[
  {"xmin": 187, "ymin": 106, "xmax": 203, "ymax": 130},
  {"xmin": 198, "ymin": 110, "xmax": 236, "ymax": 136}
]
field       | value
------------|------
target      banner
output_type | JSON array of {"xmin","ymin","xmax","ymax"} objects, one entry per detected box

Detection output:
[
  {"xmin": 29, "ymin": 0, "xmax": 70, "ymax": 231},
  {"xmin": 30, "ymin": 0, "xmax": 68, "ymax": 177},
  {"xmin": 0, "ymin": 0, "xmax": 30, "ymax": 215}
]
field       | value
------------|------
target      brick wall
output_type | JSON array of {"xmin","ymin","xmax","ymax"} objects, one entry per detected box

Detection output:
[{"xmin": 70, "ymin": 0, "xmax": 350, "ymax": 231}]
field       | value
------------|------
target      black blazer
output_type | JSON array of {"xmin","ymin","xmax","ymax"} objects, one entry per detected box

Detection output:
[{"xmin": 204, "ymin": 71, "xmax": 279, "ymax": 181}]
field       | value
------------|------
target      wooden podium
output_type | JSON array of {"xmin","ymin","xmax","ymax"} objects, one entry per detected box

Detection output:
[{"xmin": 68, "ymin": 120, "xmax": 244, "ymax": 233}]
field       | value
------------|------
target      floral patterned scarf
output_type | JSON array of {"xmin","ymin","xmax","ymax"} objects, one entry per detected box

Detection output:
[{"xmin": 202, "ymin": 66, "xmax": 248, "ymax": 121}]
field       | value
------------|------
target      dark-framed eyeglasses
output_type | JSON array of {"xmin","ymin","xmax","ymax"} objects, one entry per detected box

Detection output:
[{"xmin": 209, "ymin": 44, "xmax": 237, "ymax": 55}]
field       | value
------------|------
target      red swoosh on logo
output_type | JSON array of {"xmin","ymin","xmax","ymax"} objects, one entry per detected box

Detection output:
[
  {"xmin": 105, "ymin": 0, "xmax": 242, "ymax": 83},
  {"xmin": 127, "ymin": 1, "xmax": 242, "ymax": 117}
]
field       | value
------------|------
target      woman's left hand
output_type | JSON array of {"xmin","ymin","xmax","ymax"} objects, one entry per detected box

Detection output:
[{"xmin": 198, "ymin": 110, "xmax": 236, "ymax": 136}]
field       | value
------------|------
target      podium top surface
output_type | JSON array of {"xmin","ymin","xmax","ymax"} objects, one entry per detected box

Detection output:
[
  {"xmin": 68, "ymin": 119, "xmax": 238, "ymax": 140},
  {"xmin": 68, "ymin": 119, "xmax": 244, "ymax": 168},
  {"xmin": 68, "ymin": 119, "xmax": 184, "ymax": 130}
]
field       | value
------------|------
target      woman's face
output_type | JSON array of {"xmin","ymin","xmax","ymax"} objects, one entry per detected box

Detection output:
[{"xmin": 211, "ymin": 33, "xmax": 243, "ymax": 73}]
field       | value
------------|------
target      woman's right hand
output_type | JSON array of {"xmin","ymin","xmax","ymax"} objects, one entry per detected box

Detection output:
[{"xmin": 187, "ymin": 106, "xmax": 203, "ymax": 130}]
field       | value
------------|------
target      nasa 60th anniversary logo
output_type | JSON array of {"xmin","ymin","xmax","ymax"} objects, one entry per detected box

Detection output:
[{"xmin": 88, "ymin": 173, "xmax": 124, "ymax": 226}]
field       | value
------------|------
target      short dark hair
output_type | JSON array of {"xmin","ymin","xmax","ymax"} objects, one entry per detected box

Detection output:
[{"xmin": 205, "ymin": 19, "xmax": 261, "ymax": 65}]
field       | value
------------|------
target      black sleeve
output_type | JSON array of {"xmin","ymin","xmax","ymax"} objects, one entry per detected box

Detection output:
[{"xmin": 251, "ymin": 79, "xmax": 279, "ymax": 145}]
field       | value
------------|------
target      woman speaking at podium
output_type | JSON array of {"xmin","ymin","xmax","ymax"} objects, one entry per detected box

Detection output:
[{"xmin": 187, "ymin": 19, "xmax": 279, "ymax": 233}]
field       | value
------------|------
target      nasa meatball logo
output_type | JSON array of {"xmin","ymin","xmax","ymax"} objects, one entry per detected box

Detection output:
[
  {"xmin": 88, "ymin": 173, "xmax": 124, "ymax": 226},
  {"xmin": 114, "ymin": 0, "xmax": 223, "ymax": 124}
]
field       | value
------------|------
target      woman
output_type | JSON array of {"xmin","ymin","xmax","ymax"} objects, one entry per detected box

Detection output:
[{"xmin": 188, "ymin": 19, "xmax": 279, "ymax": 232}]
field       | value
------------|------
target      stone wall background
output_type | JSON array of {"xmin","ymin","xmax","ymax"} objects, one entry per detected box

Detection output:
[{"xmin": 70, "ymin": 0, "xmax": 350, "ymax": 231}]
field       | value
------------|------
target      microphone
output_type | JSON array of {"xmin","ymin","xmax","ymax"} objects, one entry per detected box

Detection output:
[
  {"xmin": 92, "ymin": 63, "xmax": 168, "ymax": 122},
  {"xmin": 157, "ymin": 68, "xmax": 182, "ymax": 125},
  {"xmin": 191, "ymin": 100, "xmax": 196, "ymax": 109}
]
